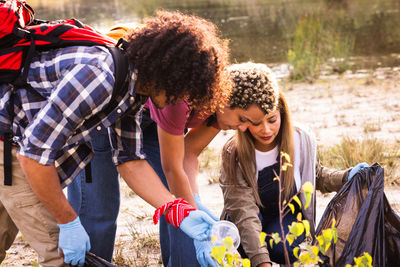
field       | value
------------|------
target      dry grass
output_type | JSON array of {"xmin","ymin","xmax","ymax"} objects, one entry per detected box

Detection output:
[
  {"xmin": 112, "ymin": 221, "xmax": 162, "ymax": 266},
  {"xmin": 318, "ymin": 137, "xmax": 400, "ymax": 185},
  {"xmin": 199, "ymin": 146, "xmax": 222, "ymax": 184},
  {"xmin": 363, "ymin": 121, "xmax": 382, "ymax": 133}
]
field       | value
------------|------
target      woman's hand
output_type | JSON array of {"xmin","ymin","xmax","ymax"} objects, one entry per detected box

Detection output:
[{"xmin": 258, "ymin": 263, "xmax": 272, "ymax": 267}]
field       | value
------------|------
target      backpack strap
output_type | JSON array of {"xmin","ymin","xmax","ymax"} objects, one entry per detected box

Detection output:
[
  {"xmin": 3, "ymin": 33, "xmax": 49, "ymax": 186},
  {"xmin": 3, "ymin": 81, "xmax": 17, "ymax": 186},
  {"xmin": 108, "ymin": 39, "xmax": 130, "ymax": 107}
]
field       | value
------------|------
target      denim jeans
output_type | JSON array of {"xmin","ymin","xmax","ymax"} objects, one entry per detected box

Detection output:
[
  {"xmin": 67, "ymin": 128, "xmax": 120, "ymax": 262},
  {"xmin": 142, "ymin": 120, "xmax": 199, "ymax": 267}
]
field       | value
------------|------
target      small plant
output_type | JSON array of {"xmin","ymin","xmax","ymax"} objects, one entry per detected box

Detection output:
[
  {"xmin": 210, "ymin": 236, "xmax": 249, "ymax": 266},
  {"xmin": 345, "ymin": 252, "xmax": 373, "ymax": 267}
]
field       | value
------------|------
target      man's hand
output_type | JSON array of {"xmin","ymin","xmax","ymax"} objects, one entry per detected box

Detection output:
[
  {"xmin": 194, "ymin": 239, "xmax": 218, "ymax": 267},
  {"xmin": 58, "ymin": 217, "xmax": 91, "ymax": 267},
  {"xmin": 179, "ymin": 210, "xmax": 216, "ymax": 240},
  {"xmin": 194, "ymin": 194, "xmax": 219, "ymax": 221}
]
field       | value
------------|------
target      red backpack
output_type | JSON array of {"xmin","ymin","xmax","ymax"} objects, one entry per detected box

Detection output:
[{"xmin": 0, "ymin": 0, "xmax": 131, "ymax": 185}]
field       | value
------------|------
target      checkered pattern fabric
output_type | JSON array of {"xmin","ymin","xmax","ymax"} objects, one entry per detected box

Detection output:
[{"xmin": 0, "ymin": 45, "xmax": 147, "ymax": 187}]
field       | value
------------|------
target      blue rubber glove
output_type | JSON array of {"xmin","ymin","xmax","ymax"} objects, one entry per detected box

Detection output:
[
  {"xmin": 194, "ymin": 194, "xmax": 219, "ymax": 221},
  {"xmin": 194, "ymin": 239, "xmax": 218, "ymax": 267},
  {"xmin": 57, "ymin": 217, "xmax": 91, "ymax": 267},
  {"xmin": 348, "ymin": 162, "xmax": 369, "ymax": 181},
  {"xmin": 180, "ymin": 210, "xmax": 216, "ymax": 241}
]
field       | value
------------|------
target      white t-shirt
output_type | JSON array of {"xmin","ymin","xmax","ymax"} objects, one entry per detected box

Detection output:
[
  {"xmin": 255, "ymin": 131, "xmax": 302, "ymax": 191},
  {"xmin": 255, "ymin": 146, "xmax": 279, "ymax": 171}
]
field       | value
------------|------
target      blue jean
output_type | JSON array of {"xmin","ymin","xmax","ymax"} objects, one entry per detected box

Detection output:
[
  {"xmin": 142, "ymin": 120, "xmax": 199, "ymax": 267},
  {"xmin": 67, "ymin": 129, "xmax": 120, "ymax": 262}
]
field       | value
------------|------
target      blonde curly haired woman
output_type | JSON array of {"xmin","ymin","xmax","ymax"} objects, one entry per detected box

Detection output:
[{"xmin": 219, "ymin": 62, "xmax": 368, "ymax": 267}]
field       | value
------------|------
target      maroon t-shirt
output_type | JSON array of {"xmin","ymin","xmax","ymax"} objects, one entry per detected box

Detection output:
[{"xmin": 144, "ymin": 99, "xmax": 218, "ymax": 135}]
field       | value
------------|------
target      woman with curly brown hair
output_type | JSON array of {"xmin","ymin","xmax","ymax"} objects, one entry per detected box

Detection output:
[
  {"xmin": 63, "ymin": 11, "xmax": 232, "ymax": 265},
  {"xmin": 142, "ymin": 63, "xmax": 280, "ymax": 267}
]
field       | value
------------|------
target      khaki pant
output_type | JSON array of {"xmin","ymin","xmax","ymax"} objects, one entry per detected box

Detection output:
[{"xmin": 0, "ymin": 142, "xmax": 68, "ymax": 267}]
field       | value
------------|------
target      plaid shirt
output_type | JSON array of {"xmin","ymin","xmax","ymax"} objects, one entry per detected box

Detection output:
[{"xmin": 0, "ymin": 46, "xmax": 147, "ymax": 187}]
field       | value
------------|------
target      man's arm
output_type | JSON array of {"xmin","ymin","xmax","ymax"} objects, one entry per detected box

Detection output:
[
  {"xmin": 157, "ymin": 126, "xmax": 197, "ymax": 207},
  {"xmin": 17, "ymin": 154, "xmax": 77, "ymax": 224},
  {"xmin": 183, "ymin": 123, "xmax": 220, "ymax": 194},
  {"xmin": 117, "ymin": 159, "xmax": 175, "ymax": 208},
  {"xmin": 118, "ymin": 159, "xmax": 216, "ymax": 242}
]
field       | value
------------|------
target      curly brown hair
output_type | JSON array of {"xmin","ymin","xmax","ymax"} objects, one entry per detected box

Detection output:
[
  {"xmin": 126, "ymin": 10, "xmax": 231, "ymax": 113},
  {"xmin": 228, "ymin": 62, "xmax": 279, "ymax": 114}
]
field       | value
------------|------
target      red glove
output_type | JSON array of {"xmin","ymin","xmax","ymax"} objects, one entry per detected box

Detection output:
[{"xmin": 153, "ymin": 198, "xmax": 195, "ymax": 228}]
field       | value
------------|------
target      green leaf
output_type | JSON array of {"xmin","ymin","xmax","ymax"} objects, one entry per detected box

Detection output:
[
  {"xmin": 355, "ymin": 252, "xmax": 372, "ymax": 267},
  {"xmin": 323, "ymin": 229, "xmax": 333, "ymax": 243},
  {"xmin": 333, "ymin": 228, "xmax": 338, "ymax": 243},
  {"xmin": 223, "ymin": 236, "xmax": 233, "ymax": 251},
  {"xmin": 331, "ymin": 218, "xmax": 337, "ymax": 228},
  {"xmin": 303, "ymin": 220, "xmax": 311, "ymax": 236},
  {"xmin": 304, "ymin": 191, "xmax": 312, "ymax": 209},
  {"xmin": 312, "ymin": 246, "xmax": 319, "ymax": 256},
  {"xmin": 282, "ymin": 152, "xmax": 291, "ymax": 162},
  {"xmin": 293, "ymin": 247, "xmax": 300, "ymax": 258},
  {"xmin": 302, "ymin": 181, "xmax": 314, "ymax": 193},
  {"xmin": 271, "ymin": 232, "xmax": 281, "ymax": 244},
  {"xmin": 316, "ymin": 235, "xmax": 325, "ymax": 254},
  {"xmin": 293, "ymin": 195, "xmax": 302, "ymax": 209},
  {"xmin": 233, "ymin": 253, "xmax": 239, "ymax": 264},
  {"xmin": 316, "ymin": 235, "xmax": 324, "ymax": 247},
  {"xmin": 286, "ymin": 234, "xmax": 295, "ymax": 245},
  {"xmin": 259, "ymin": 232, "xmax": 267, "ymax": 246},
  {"xmin": 297, "ymin": 212, "xmax": 302, "ymax": 221},
  {"xmin": 288, "ymin": 203, "xmax": 295, "ymax": 214},
  {"xmin": 299, "ymin": 252, "xmax": 311, "ymax": 264},
  {"xmin": 226, "ymin": 253, "xmax": 233, "ymax": 265},
  {"xmin": 364, "ymin": 252, "xmax": 372, "ymax": 264},
  {"xmin": 242, "ymin": 258, "xmax": 251, "ymax": 267},
  {"xmin": 211, "ymin": 246, "xmax": 226, "ymax": 264},
  {"xmin": 290, "ymin": 222, "xmax": 305, "ymax": 237}
]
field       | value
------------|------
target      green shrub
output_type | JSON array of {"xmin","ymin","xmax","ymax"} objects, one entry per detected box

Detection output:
[{"xmin": 287, "ymin": 12, "xmax": 354, "ymax": 81}]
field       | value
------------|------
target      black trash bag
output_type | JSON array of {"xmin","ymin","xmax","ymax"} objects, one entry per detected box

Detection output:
[
  {"xmin": 314, "ymin": 163, "xmax": 400, "ymax": 267},
  {"xmin": 70, "ymin": 252, "xmax": 116, "ymax": 267}
]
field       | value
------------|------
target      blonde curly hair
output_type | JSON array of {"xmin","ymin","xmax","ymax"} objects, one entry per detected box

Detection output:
[{"xmin": 228, "ymin": 62, "xmax": 279, "ymax": 114}]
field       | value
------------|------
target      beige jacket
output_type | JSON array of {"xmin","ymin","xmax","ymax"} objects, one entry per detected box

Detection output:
[{"xmin": 219, "ymin": 126, "xmax": 350, "ymax": 266}]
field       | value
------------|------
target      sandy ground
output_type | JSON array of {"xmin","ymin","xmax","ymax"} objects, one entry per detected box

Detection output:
[{"xmin": 2, "ymin": 69, "xmax": 400, "ymax": 266}]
